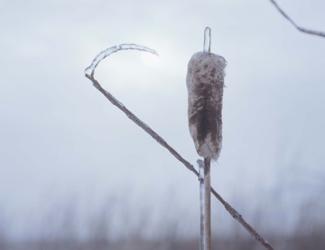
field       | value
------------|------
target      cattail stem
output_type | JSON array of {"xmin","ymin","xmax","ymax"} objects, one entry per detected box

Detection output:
[
  {"xmin": 198, "ymin": 158, "xmax": 212, "ymax": 250},
  {"xmin": 203, "ymin": 26, "xmax": 211, "ymax": 53}
]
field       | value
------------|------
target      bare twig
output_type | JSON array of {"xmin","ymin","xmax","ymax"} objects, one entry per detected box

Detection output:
[
  {"xmin": 85, "ymin": 43, "xmax": 158, "ymax": 77},
  {"xmin": 269, "ymin": 0, "xmax": 325, "ymax": 38},
  {"xmin": 84, "ymin": 44, "xmax": 274, "ymax": 250}
]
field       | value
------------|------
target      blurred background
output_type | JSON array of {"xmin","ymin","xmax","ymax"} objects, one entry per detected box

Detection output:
[{"xmin": 1, "ymin": 0, "xmax": 325, "ymax": 249}]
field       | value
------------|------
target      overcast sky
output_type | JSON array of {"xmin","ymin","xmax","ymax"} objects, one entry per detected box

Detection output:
[{"xmin": 1, "ymin": 0, "xmax": 325, "ymax": 239}]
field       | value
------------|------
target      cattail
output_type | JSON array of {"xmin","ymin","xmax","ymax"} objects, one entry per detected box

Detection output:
[{"xmin": 186, "ymin": 27, "xmax": 226, "ymax": 160}]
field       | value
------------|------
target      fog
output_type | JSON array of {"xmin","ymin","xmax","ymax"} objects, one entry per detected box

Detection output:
[{"xmin": 0, "ymin": 0, "xmax": 325, "ymax": 248}]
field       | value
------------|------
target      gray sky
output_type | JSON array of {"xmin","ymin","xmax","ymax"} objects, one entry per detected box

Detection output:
[{"xmin": 1, "ymin": 0, "xmax": 325, "ymax": 238}]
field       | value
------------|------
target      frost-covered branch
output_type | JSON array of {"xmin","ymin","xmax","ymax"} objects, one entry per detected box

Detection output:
[
  {"xmin": 269, "ymin": 0, "xmax": 325, "ymax": 38},
  {"xmin": 84, "ymin": 44, "xmax": 274, "ymax": 250},
  {"xmin": 85, "ymin": 43, "xmax": 158, "ymax": 77}
]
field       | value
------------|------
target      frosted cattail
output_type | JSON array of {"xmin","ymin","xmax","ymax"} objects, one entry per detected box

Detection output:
[{"xmin": 186, "ymin": 27, "xmax": 226, "ymax": 160}]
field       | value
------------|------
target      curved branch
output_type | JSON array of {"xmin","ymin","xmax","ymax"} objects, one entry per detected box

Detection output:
[
  {"xmin": 269, "ymin": 0, "xmax": 325, "ymax": 38},
  {"xmin": 84, "ymin": 44, "xmax": 274, "ymax": 250},
  {"xmin": 85, "ymin": 43, "xmax": 158, "ymax": 77}
]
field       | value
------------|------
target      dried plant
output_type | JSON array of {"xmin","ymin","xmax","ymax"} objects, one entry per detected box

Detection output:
[{"xmin": 84, "ymin": 42, "xmax": 274, "ymax": 249}]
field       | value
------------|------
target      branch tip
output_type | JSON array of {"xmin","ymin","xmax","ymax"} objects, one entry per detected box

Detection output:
[{"xmin": 269, "ymin": 0, "xmax": 325, "ymax": 38}]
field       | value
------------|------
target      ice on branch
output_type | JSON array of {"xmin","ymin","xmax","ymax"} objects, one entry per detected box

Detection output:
[{"xmin": 84, "ymin": 43, "xmax": 158, "ymax": 77}]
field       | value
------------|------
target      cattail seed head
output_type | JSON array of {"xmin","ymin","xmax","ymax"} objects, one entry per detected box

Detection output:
[{"xmin": 186, "ymin": 51, "xmax": 226, "ymax": 160}]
